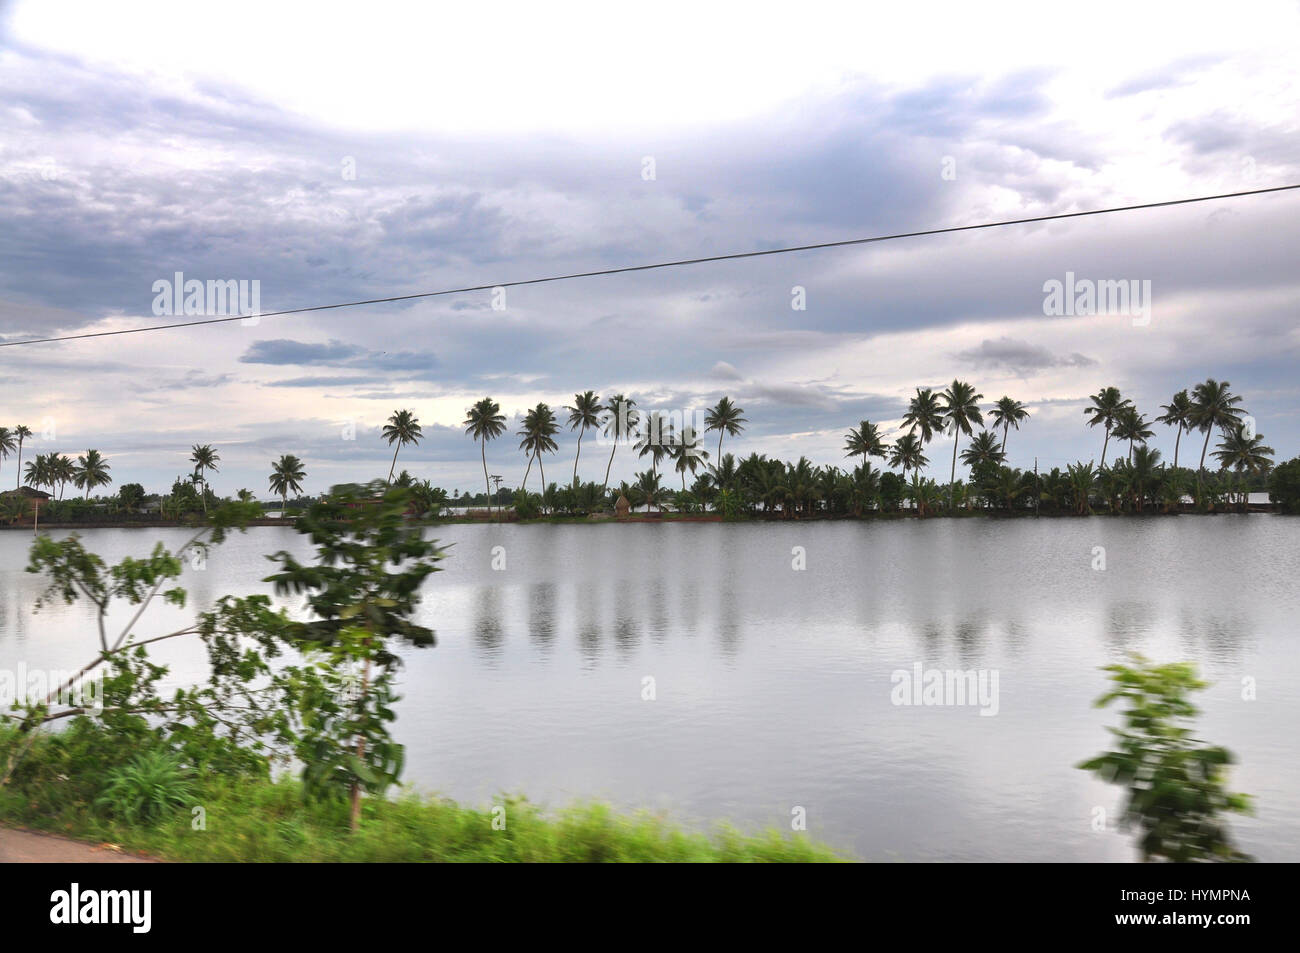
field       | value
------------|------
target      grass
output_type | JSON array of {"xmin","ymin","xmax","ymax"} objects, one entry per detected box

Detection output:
[{"xmin": 1, "ymin": 771, "xmax": 846, "ymax": 863}]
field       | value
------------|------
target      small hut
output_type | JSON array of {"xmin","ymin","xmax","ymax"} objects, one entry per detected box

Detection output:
[{"xmin": 614, "ymin": 493, "xmax": 631, "ymax": 519}]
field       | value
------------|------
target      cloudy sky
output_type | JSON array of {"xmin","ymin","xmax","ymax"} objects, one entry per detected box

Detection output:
[{"xmin": 1, "ymin": 0, "xmax": 1297, "ymax": 497}]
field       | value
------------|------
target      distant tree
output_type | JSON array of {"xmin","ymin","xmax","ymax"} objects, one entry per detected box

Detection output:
[{"xmin": 382, "ymin": 409, "xmax": 422, "ymax": 484}]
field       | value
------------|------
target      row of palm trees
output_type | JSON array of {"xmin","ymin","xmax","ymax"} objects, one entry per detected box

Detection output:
[
  {"xmin": 11, "ymin": 449, "xmax": 112, "ymax": 499},
  {"xmin": 459, "ymin": 394, "xmax": 747, "ymax": 517}
]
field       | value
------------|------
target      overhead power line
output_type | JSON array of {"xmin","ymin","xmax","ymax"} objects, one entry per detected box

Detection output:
[{"xmin": 3, "ymin": 183, "xmax": 1297, "ymax": 349}]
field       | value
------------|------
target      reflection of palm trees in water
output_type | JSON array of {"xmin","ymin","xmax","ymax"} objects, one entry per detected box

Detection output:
[
  {"xmin": 528, "ymin": 583, "xmax": 557, "ymax": 651},
  {"xmin": 474, "ymin": 587, "xmax": 505, "ymax": 662}
]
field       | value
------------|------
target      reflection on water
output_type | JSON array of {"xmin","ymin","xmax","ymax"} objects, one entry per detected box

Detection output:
[{"xmin": 1, "ymin": 516, "xmax": 1298, "ymax": 861}]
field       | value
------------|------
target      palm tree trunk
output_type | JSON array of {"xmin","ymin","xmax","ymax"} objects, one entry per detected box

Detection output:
[
  {"xmin": 282, "ymin": 490, "xmax": 287, "ymax": 516},
  {"xmin": 1173, "ymin": 424, "xmax": 1182, "ymax": 470},
  {"xmin": 1100, "ymin": 426, "xmax": 1110, "ymax": 468},
  {"xmin": 387, "ymin": 444, "xmax": 401, "ymax": 484},
  {"xmin": 538, "ymin": 456, "xmax": 547, "ymax": 513},
  {"xmin": 717, "ymin": 432, "xmax": 724, "ymax": 465},
  {"xmin": 573, "ymin": 427, "xmax": 584, "ymax": 485},
  {"xmin": 603, "ymin": 441, "xmax": 617, "ymax": 496},
  {"xmin": 1195, "ymin": 426, "xmax": 1214, "ymax": 504},
  {"xmin": 522, "ymin": 452, "xmax": 534, "ymax": 492},
  {"xmin": 15, "ymin": 440, "xmax": 22, "ymax": 490},
  {"xmin": 1002, "ymin": 421, "xmax": 1010, "ymax": 455}
]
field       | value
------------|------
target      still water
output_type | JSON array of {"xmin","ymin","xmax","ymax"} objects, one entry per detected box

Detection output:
[{"xmin": 2, "ymin": 516, "xmax": 1297, "ymax": 861}]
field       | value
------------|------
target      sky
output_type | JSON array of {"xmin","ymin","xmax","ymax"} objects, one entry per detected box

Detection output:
[{"xmin": 1, "ymin": 0, "xmax": 1298, "ymax": 498}]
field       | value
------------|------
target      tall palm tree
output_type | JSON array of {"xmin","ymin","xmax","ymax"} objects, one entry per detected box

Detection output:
[
  {"xmin": 565, "ymin": 391, "xmax": 602, "ymax": 485},
  {"xmin": 0, "ymin": 428, "xmax": 14, "ymax": 487},
  {"xmin": 268, "ymin": 454, "xmax": 306, "ymax": 515},
  {"xmin": 74, "ymin": 449, "xmax": 112, "ymax": 499},
  {"xmin": 52, "ymin": 454, "xmax": 75, "ymax": 500},
  {"xmin": 1156, "ymin": 390, "xmax": 1193, "ymax": 470},
  {"xmin": 1189, "ymin": 379, "xmax": 1245, "ymax": 493},
  {"xmin": 636, "ymin": 411, "xmax": 672, "ymax": 481},
  {"xmin": 382, "ymin": 409, "xmax": 422, "ymax": 484},
  {"xmin": 189, "ymin": 444, "xmax": 220, "ymax": 512},
  {"xmin": 704, "ymin": 396, "xmax": 747, "ymax": 463},
  {"xmin": 902, "ymin": 387, "xmax": 945, "ymax": 445},
  {"xmin": 464, "ymin": 398, "xmax": 507, "ymax": 520},
  {"xmin": 13, "ymin": 425, "xmax": 32, "ymax": 490},
  {"xmin": 1112, "ymin": 407, "xmax": 1154, "ymax": 462},
  {"xmin": 939, "ymin": 380, "xmax": 984, "ymax": 508},
  {"xmin": 988, "ymin": 397, "xmax": 1029, "ymax": 456},
  {"xmin": 669, "ymin": 425, "xmax": 709, "ymax": 490},
  {"xmin": 601, "ymin": 394, "xmax": 637, "ymax": 496},
  {"xmin": 843, "ymin": 420, "xmax": 887, "ymax": 470},
  {"xmin": 1083, "ymin": 386, "xmax": 1132, "ymax": 468},
  {"xmin": 518, "ymin": 403, "xmax": 559, "ymax": 499},
  {"xmin": 888, "ymin": 433, "xmax": 928, "ymax": 478}
]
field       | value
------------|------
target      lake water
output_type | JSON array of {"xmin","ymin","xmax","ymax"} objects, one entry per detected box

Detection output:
[{"xmin": 2, "ymin": 515, "xmax": 1297, "ymax": 861}]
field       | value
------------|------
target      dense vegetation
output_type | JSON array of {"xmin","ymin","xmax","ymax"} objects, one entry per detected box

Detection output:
[{"xmin": 0, "ymin": 377, "xmax": 1288, "ymax": 524}]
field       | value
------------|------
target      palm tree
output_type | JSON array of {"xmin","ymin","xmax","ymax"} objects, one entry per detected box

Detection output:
[
  {"xmin": 636, "ymin": 411, "xmax": 672, "ymax": 481},
  {"xmin": 939, "ymin": 380, "xmax": 984, "ymax": 509},
  {"xmin": 888, "ymin": 433, "xmax": 928, "ymax": 477},
  {"xmin": 382, "ymin": 409, "xmax": 422, "ymax": 484},
  {"xmin": 464, "ymin": 398, "xmax": 507, "ymax": 520},
  {"xmin": 704, "ymin": 396, "xmax": 747, "ymax": 463},
  {"xmin": 565, "ymin": 391, "xmax": 602, "ymax": 485},
  {"xmin": 1083, "ymin": 387, "xmax": 1132, "ymax": 467},
  {"xmin": 903, "ymin": 387, "xmax": 945, "ymax": 445},
  {"xmin": 959, "ymin": 430, "xmax": 1005, "ymax": 469},
  {"xmin": 600, "ymin": 394, "xmax": 637, "ymax": 496},
  {"xmin": 1212, "ymin": 424, "xmax": 1274, "ymax": 475},
  {"xmin": 268, "ymin": 454, "xmax": 306, "ymax": 515},
  {"xmin": 1157, "ymin": 390, "xmax": 1193, "ymax": 470},
  {"xmin": 23, "ymin": 454, "xmax": 52, "ymax": 495},
  {"xmin": 13, "ymin": 425, "xmax": 32, "ymax": 490},
  {"xmin": 189, "ymin": 444, "xmax": 220, "ymax": 512},
  {"xmin": 0, "ymin": 428, "xmax": 14, "ymax": 487},
  {"xmin": 1189, "ymin": 379, "xmax": 1245, "ymax": 497},
  {"xmin": 669, "ymin": 425, "xmax": 710, "ymax": 490},
  {"xmin": 1067, "ymin": 461, "xmax": 1097, "ymax": 516},
  {"xmin": 73, "ymin": 449, "xmax": 112, "ymax": 499},
  {"xmin": 988, "ymin": 397, "xmax": 1029, "ymax": 456},
  {"xmin": 1112, "ymin": 407, "xmax": 1154, "ymax": 462},
  {"xmin": 52, "ymin": 454, "xmax": 75, "ymax": 500},
  {"xmin": 518, "ymin": 403, "xmax": 559, "ymax": 502},
  {"xmin": 843, "ymin": 420, "xmax": 887, "ymax": 470},
  {"xmin": 1129, "ymin": 445, "xmax": 1162, "ymax": 512},
  {"xmin": 633, "ymin": 469, "xmax": 664, "ymax": 514}
]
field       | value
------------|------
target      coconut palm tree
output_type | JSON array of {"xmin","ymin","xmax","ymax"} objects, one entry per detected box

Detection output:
[
  {"xmin": 939, "ymin": 380, "xmax": 984, "ymax": 509},
  {"xmin": 843, "ymin": 420, "xmax": 887, "ymax": 470},
  {"xmin": 888, "ymin": 433, "xmax": 928, "ymax": 477},
  {"xmin": 0, "ymin": 428, "xmax": 14, "ymax": 486},
  {"xmin": 382, "ymin": 409, "xmax": 422, "ymax": 484},
  {"xmin": 635, "ymin": 411, "xmax": 672, "ymax": 481},
  {"xmin": 1112, "ymin": 407, "xmax": 1154, "ymax": 463},
  {"xmin": 669, "ymin": 425, "xmax": 709, "ymax": 490},
  {"xmin": 518, "ymin": 403, "xmax": 559, "ymax": 499},
  {"xmin": 1083, "ymin": 387, "xmax": 1133, "ymax": 468},
  {"xmin": 13, "ymin": 425, "xmax": 32, "ymax": 490},
  {"xmin": 23, "ymin": 454, "xmax": 52, "ymax": 495},
  {"xmin": 633, "ymin": 468, "xmax": 664, "ymax": 514},
  {"xmin": 565, "ymin": 391, "xmax": 602, "ymax": 485},
  {"xmin": 1189, "ymin": 379, "xmax": 1245, "ymax": 497},
  {"xmin": 704, "ymin": 396, "xmax": 747, "ymax": 463},
  {"xmin": 1212, "ymin": 424, "xmax": 1274, "ymax": 476},
  {"xmin": 600, "ymin": 394, "xmax": 637, "ymax": 496},
  {"xmin": 988, "ymin": 397, "xmax": 1029, "ymax": 456},
  {"xmin": 268, "ymin": 454, "xmax": 306, "ymax": 515},
  {"xmin": 1129, "ymin": 445, "xmax": 1163, "ymax": 512},
  {"xmin": 464, "ymin": 398, "xmax": 507, "ymax": 520},
  {"xmin": 189, "ymin": 444, "xmax": 220, "ymax": 512},
  {"xmin": 52, "ymin": 454, "xmax": 75, "ymax": 500},
  {"xmin": 73, "ymin": 449, "xmax": 112, "ymax": 499},
  {"xmin": 1157, "ymin": 390, "xmax": 1193, "ymax": 470},
  {"xmin": 1067, "ymin": 461, "xmax": 1096, "ymax": 516},
  {"xmin": 959, "ymin": 430, "xmax": 1005, "ymax": 469},
  {"xmin": 902, "ymin": 387, "xmax": 945, "ymax": 445}
]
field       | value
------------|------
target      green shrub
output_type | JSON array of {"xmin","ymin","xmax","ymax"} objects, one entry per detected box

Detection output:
[{"xmin": 95, "ymin": 749, "xmax": 195, "ymax": 824}]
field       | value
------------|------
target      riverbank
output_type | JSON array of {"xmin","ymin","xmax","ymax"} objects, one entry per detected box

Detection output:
[{"xmin": 0, "ymin": 775, "xmax": 844, "ymax": 863}]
